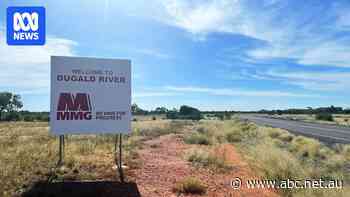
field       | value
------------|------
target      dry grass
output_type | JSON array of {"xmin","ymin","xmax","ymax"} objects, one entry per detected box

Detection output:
[
  {"xmin": 0, "ymin": 120, "xmax": 192, "ymax": 197},
  {"xmin": 184, "ymin": 132, "xmax": 211, "ymax": 145},
  {"xmin": 1, "ymin": 119, "xmax": 349, "ymax": 197},
  {"xmin": 185, "ymin": 148, "xmax": 231, "ymax": 172},
  {"xmin": 182, "ymin": 119, "xmax": 350, "ymax": 196},
  {"xmin": 173, "ymin": 177, "xmax": 206, "ymax": 195},
  {"xmin": 239, "ymin": 125, "xmax": 349, "ymax": 196},
  {"xmin": 133, "ymin": 120, "xmax": 193, "ymax": 138}
]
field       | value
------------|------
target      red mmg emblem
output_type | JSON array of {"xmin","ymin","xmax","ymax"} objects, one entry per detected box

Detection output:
[{"xmin": 57, "ymin": 93, "xmax": 92, "ymax": 120}]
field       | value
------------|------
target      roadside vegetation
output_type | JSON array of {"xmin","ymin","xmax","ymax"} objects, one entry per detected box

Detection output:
[
  {"xmin": 183, "ymin": 118, "xmax": 350, "ymax": 196},
  {"xmin": 315, "ymin": 113, "xmax": 334, "ymax": 122},
  {"xmin": 173, "ymin": 177, "xmax": 206, "ymax": 195},
  {"xmin": 185, "ymin": 148, "xmax": 231, "ymax": 172},
  {"xmin": 1, "ymin": 117, "xmax": 349, "ymax": 196}
]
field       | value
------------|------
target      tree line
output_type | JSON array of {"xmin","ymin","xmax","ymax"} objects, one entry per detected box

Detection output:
[
  {"xmin": 0, "ymin": 92, "xmax": 49, "ymax": 121},
  {"xmin": 1, "ymin": 91, "xmax": 350, "ymax": 121},
  {"xmin": 132, "ymin": 104, "xmax": 202, "ymax": 120},
  {"xmin": 251, "ymin": 106, "xmax": 350, "ymax": 115}
]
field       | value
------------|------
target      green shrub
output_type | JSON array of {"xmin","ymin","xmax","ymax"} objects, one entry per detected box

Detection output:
[
  {"xmin": 36, "ymin": 114, "xmax": 49, "ymax": 122},
  {"xmin": 166, "ymin": 111, "xmax": 178, "ymax": 119},
  {"xmin": 184, "ymin": 133, "xmax": 211, "ymax": 145},
  {"xmin": 173, "ymin": 177, "xmax": 206, "ymax": 195},
  {"xmin": 315, "ymin": 113, "xmax": 334, "ymax": 121},
  {"xmin": 23, "ymin": 115, "xmax": 34, "ymax": 122},
  {"xmin": 166, "ymin": 106, "xmax": 203, "ymax": 120},
  {"xmin": 217, "ymin": 114, "xmax": 225, "ymax": 120}
]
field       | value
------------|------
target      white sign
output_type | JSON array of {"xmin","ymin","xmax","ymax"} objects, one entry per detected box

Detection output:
[{"xmin": 50, "ymin": 56, "xmax": 131, "ymax": 135}]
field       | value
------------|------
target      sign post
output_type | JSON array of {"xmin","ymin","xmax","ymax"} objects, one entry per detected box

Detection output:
[
  {"xmin": 57, "ymin": 135, "xmax": 65, "ymax": 166},
  {"xmin": 50, "ymin": 56, "xmax": 131, "ymax": 181},
  {"xmin": 117, "ymin": 134, "xmax": 124, "ymax": 182}
]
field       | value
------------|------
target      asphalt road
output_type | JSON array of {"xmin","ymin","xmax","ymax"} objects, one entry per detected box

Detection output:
[{"xmin": 239, "ymin": 114, "xmax": 350, "ymax": 144}]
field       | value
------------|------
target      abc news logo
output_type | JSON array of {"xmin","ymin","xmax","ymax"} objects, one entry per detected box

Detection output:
[
  {"xmin": 14, "ymin": 12, "xmax": 39, "ymax": 32},
  {"xmin": 7, "ymin": 7, "xmax": 45, "ymax": 45}
]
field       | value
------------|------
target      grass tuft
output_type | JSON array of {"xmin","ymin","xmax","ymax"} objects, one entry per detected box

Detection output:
[
  {"xmin": 184, "ymin": 132, "xmax": 211, "ymax": 145},
  {"xmin": 185, "ymin": 148, "xmax": 230, "ymax": 171},
  {"xmin": 173, "ymin": 177, "xmax": 206, "ymax": 195}
]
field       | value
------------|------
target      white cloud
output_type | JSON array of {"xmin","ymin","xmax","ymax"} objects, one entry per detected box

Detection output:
[
  {"xmin": 164, "ymin": 86, "xmax": 318, "ymax": 97},
  {"xmin": 162, "ymin": 0, "xmax": 237, "ymax": 35},
  {"xmin": 0, "ymin": 30, "xmax": 77, "ymax": 94},
  {"xmin": 265, "ymin": 70, "xmax": 350, "ymax": 91},
  {"xmin": 158, "ymin": 0, "xmax": 350, "ymax": 68},
  {"xmin": 235, "ymin": 68, "xmax": 350, "ymax": 91},
  {"xmin": 298, "ymin": 41, "xmax": 350, "ymax": 68},
  {"xmin": 159, "ymin": 0, "xmax": 282, "ymax": 42},
  {"xmin": 248, "ymin": 36, "xmax": 350, "ymax": 68}
]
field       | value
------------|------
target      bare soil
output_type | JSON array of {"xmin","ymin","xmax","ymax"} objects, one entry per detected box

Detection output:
[{"xmin": 129, "ymin": 134, "xmax": 279, "ymax": 197}]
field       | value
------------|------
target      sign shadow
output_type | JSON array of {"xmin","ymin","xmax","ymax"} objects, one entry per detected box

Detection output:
[{"xmin": 21, "ymin": 181, "xmax": 141, "ymax": 197}]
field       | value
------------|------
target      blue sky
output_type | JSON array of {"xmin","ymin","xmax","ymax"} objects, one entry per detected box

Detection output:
[{"xmin": 1, "ymin": 0, "xmax": 350, "ymax": 111}]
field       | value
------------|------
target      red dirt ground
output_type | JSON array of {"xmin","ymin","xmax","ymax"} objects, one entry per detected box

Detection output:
[{"xmin": 129, "ymin": 134, "xmax": 279, "ymax": 197}]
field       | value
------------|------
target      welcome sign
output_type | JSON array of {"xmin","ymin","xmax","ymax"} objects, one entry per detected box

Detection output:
[{"xmin": 50, "ymin": 56, "xmax": 131, "ymax": 135}]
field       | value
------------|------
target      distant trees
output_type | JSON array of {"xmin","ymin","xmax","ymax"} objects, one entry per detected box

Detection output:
[
  {"xmin": 166, "ymin": 105, "xmax": 202, "ymax": 120},
  {"xmin": 211, "ymin": 111, "xmax": 232, "ymax": 120},
  {"xmin": 344, "ymin": 109, "xmax": 350, "ymax": 114},
  {"xmin": 179, "ymin": 105, "xmax": 196, "ymax": 115},
  {"xmin": 21, "ymin": 111, "xmax": 49, "ymax": 122},
  {"xmin": 1, "ymin": 92, "xmax": 348, "ymax": 122},
  {"xmin": 255, "ymin": 106, "xmax": 347, "ymax": 115},
  {"xmin": 0, "ymin": 92, "xmax": 50, "ymax": 122},
  {"xmin": 0, "ymin": 92, "xmax": 23, "ymax": 121},
  {"xmin": 154, "ymin": 107, "xmax": 168, "ymax": 114},
  {"xmin": 131, "ymin": 104, "xmax": 202, "ymax": 120},
  {"xmin": 166, "ymin": 109, "xmax": 178, "ymax": 119},
  {"xmin": 179, "ymin": 105, "xmax": 201, "ymax": 120},
  {"xmin": 131, "ymin": 103, "xmax": 148, "ymax": 115}
]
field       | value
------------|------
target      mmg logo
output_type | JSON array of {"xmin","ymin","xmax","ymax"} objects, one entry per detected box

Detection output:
[
  {"xmin": 57, "ymin": 93, "xmax": 93, "ymax": 120},
  {"xmin": 7, "ymin": 7, "xmax": 45, "ymax": 45}
]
